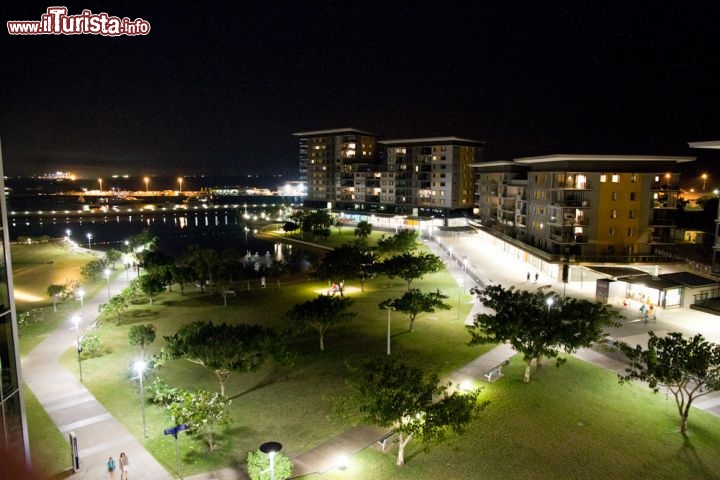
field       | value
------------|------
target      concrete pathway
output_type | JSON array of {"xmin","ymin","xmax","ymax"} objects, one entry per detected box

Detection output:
[{"xmin": 21, "ymin": 251, "xmax": 172, "ymax": 479}]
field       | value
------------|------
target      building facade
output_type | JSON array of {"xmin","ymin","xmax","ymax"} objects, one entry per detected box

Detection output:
[
  {"xmin": 473, "ymin": 155, "xmax": 694, "ymax": 259},
  {"xmin": 0, "ymin": 140, "xmax": 30, "ymax": 461},
  {"xmin": 689, "ymin": 141, "xmax": 720, "ymax": 275},
  {"xmin": 293, "ymin": 129, "xmax": 484, "ymax": 216},
  {"xmin": 293, "ymin": 128, "xmax": 379, "ymax": 207}
]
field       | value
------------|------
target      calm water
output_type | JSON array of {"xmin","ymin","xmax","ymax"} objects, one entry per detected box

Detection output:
[{"xmin": 8, "ymin": 205, "xmax": 285, "ymax": 259}]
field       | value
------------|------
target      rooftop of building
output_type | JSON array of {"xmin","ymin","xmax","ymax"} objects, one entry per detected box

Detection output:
[
  {"xmin": 292, "ymin": 128, "xmax": 376, "ymax": 137},
  {"xmin": 379, "ymin": 136, "xmax": 485, "ymax": 146}
]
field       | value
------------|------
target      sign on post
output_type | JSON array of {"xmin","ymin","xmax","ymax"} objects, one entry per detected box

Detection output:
[
  {"xmin": 164, "ymin": 424, "xmax": 188, "ymax": 474},
  {"xmin": 69, "ymin": 431, "xmax": 80, "ymax": 472}
]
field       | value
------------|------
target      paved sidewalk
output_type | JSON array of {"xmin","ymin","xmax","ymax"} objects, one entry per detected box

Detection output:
[{"xmin": 21, "ymin": 251, "xmax": 172, "ymax": 479}]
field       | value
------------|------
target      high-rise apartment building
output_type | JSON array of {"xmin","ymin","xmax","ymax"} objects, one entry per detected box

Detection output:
[
  {"xmin": 380, "ymin": 137, "xmax": 483, "ymax": 214},
  {"xmin": 473, "ymin": 154, "xmax": 694, "ymax": 259},
  {"xmin": 0, "ymin": 140, "xmax": 30, "ymax": 461},
  {"xmin": 293, "ymin": 128, "xmax": 379, "ymax": 208},
  {"xmin": 293, "ymin": 129, "xmax": 484, "ymax": 215}
]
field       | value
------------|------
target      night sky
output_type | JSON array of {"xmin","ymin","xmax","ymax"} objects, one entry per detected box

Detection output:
[{"xmin": 2, "ymin": 1, "xmax": 719, "ymax": 186}]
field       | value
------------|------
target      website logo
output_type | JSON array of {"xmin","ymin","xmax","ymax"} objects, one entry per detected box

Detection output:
[{"xmin": 7, "ymin": 7, "xmax": 151, "ymax": 36}]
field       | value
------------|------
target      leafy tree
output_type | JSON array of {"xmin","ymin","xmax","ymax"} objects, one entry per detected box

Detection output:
[
  {"xmin": 467, "ymin": 285, "xmax": 618, "ymax": 383},
  {"xmin": 286, "ymin": 294, "xmax": 355, "ymax": 351},
  {"xmin": 46, "ymin": 283, "xmax": 66, "ymax": 312},
  {"xmin": 379, "ymin": 252, "xmax": 444, "ymax": 290},
  {"xmin": 169, "ymin": 264, "xmax": 195, "ymax": 295},
  {"xmin": 299, "ymin": 210, "xmax": 334, "ymax": 239},
  {"xmin": 127, "ymin": 229, "xmax": 158, "ymax": 273},
  {"xmin": 617, "ymin": 332, "xmax": 720, "ymax": 435},
  {"xmin": 260, "ymin": 260, "xmax": 288, "ymax": 288},
  {"xmin": 379, "ymin": 288, "xmax": 451, "ymax": 332},
  {"xmin": 282, "ymin": 221, "xmax": 299, "ymax": 234},
  {"xmin": 147, "ymin": 378, "xmax": 182, "ymax": 407},
  {"xmin": 342, "ymin": 356, "xmax": 486, "ymax": 466},
  {"xmin": 166, "ymin": 389, "xmax": 231, "ymax": 452},
  {"xmin": 99, "ymin": 293, "xmax": 130, "ymax": 324},
  {"xmin": 181, "ymin": 245, "xmax": 221, "ymax": 291},
  {"xmin": 162, "ymin": 322, "xmax": 285, "ymax": 396},
  {"xmin": 138, "ymin": 273, "xmax": 166, "ymax": 304},
  {"xmin": 81, "ymin": 258, "xmax": 108, "ymax": 281},
  {"xmin": 128, "ymin": 324, "xmax": 157, "ymax": 358},
  {"xmin": 247, "ymin": 449, "xmax": 293, "ymax": 480},
  {"xmin": 314, "ymin": 244, "xmax": 374, "ymax": 289},
  {"xmin": 354, "ymin": 220, "xmax": 372, "ymax": 242},
  {"xmin": 376, "ymin": 229, "xmax": 419, "ymax": 258},
  {"xmin": 80, "ymin": 333, "xmax": 102, "ymax": 358},
  {"xmin": 105, "ymin": 248, "xmax": 122, "ymax": 268}
]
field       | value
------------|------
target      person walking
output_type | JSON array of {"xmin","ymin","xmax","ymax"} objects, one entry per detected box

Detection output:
[
  {"xmin": 107, "ymin": 456, "xmax": 116, "ymax": 480},
  {"xmin": 534, "ymin": 272, "xmax": 539, "ymax": 282},
  {"xmin": 119, "ymin": 452, "xmax": 129, "ymax": 480},
  {"xmin": 526, "ymin": 272, "xmax": 531, "ymax": 282}
]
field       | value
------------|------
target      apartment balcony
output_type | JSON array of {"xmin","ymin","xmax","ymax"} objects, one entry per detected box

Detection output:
[
  {"xmin": 547, "ymin": 216, "xmax": 589, "ymax": 227},
  {"xmin": 549, "ymin": 181, "xmax": 592, "ymax": 190},
  {"xmin": 650, "ymin": 181, "xmax": 680, "ymax": 191},
  {"xmin": 549, "ymin": 233, "xmax": 588, "ymax": 244}
]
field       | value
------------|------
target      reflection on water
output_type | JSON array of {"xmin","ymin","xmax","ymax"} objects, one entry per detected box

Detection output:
[{"xmin": 9, "ymin": 208, "xmax": 285, "ymax": 259}]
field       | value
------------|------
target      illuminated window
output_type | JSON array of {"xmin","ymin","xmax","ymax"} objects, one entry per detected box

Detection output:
[
  {"xmin": 611, "ymin": 192, "xmax": 618, "ymax": 201},
  {"xmin": 631, "ymin": 174, "xmax": 638, "ymax": 183},
  {"xmin": 610, "ymin": 209, "xmax": 617, "ymax": 219},
  {"xmin": 600, "ymin": 174, "xmax": 607, "ymax": 183},
  {"xmin": 611, "ymin": 174, "xmax": 620, "ymax": 183}
]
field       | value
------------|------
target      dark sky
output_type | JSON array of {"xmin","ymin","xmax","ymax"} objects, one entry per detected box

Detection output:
[{"xmin": 2, "ymin": 1, "xmax": 719, "ymax": 185}]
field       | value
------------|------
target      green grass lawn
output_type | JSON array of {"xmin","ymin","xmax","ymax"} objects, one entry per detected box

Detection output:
[
  {"xmin": 308, "ymin": 357, "xmax": 720, "ymax": 480},
  {"xmin": 22, "ymin": 385, "xmax": 69, "ymax": 479},
  {"xmin": 17, "ymin": 238, "xmax": 720, "ymax": 479},
  {"xmin": 55, "ymin": 265, "xmax": 478, "ymax": 476}
]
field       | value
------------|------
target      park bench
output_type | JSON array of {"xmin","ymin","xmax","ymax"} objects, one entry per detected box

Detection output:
[
  {"xmin": 376, "ymin": 431, "xmax": 396, "ymax": 452},
  {"xmin": 483, "ymin": 360, "xmax": 509, "ymax": 382}
]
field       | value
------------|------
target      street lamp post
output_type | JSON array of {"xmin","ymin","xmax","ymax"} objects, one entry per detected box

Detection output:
[
  {"xmin": 134, "ymin": 360, "xmax": 147, "ymax": 438},
  {"xmin": 73, "ymin": 315, "xmax": 83, "ymax": 382},
  {"xmin": 87, "ymin": 233, "xmax": 92, "ymax": 250},
  {"xmin": 546, "ymin": 296, "xmax": 554, "ymax": 313},
  {"xmin": 178, "ymin": 177, "xmax": 183, "ymax": 194},
  {"xmin": 384, "ymin": 306, "xmax": 395, "ymax": 355},
  {"xmin": 260, "ymin": 442, "xmax": 283, "ymax": 480},
  {"xmin": 144, "ymin": 176, "xmax": 149, "ymax": 192},
  {"xmin": 702, "ymin": 173, "xmax": 708, "ymax": 191},
  {"xmin": 98, "ymin": 178, "xmax": 103, "ymax": 192},
  {"xmin": 104, "ymin": 268, "xmax": 111, "ymax": 300},
  {"xmin": 78, "ymin": 288, "xmax": 85, "ymax": 308},
  {"xmin": 66, "ymin": 229, "xmax": 71, "ymax": 242}
]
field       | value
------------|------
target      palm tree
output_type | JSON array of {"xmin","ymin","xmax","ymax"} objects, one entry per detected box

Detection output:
[{"xmin": 354, "ymin": 220, "xmax": 372, "ymax": 242}]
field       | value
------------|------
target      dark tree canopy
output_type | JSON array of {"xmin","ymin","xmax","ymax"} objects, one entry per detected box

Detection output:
[
  {"xmin": 467, "ymin": 285, "xmax": 619, "ymax": 383},
  {"xmin": 286, "ymin": 294, "xmax": 355, "ymax": 351},
  {"xmin": 343, "ymin": 356, "xmax": 486, "ymax": 466},
  {"xmin": 162, "ymin": 321, "xmax": 285, "ymax": 396},
  {"xmin": 128, "ymin": 324, "xmax": 157, "ymax": 358},
  {"xmin": 379, "ymin": 252, "xmax": 444, "ymax": 289},
  {"xmin": 314, "ymin": 244, "xmax": 376, "ymax": 291},
  {"xmin": 379, "ymin": 288, "xmax": 451, "ymax": 331},
  {"xmin": 376, "ymin": 229, "xmax": 419, "ymax": 258},
  {"xmin": 617, "ymin": 331, "xmax": 720, "ymax": 435},
  {"xmin": 354, "ymin": 220, "xmax": 372, "ymax": 241}
]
